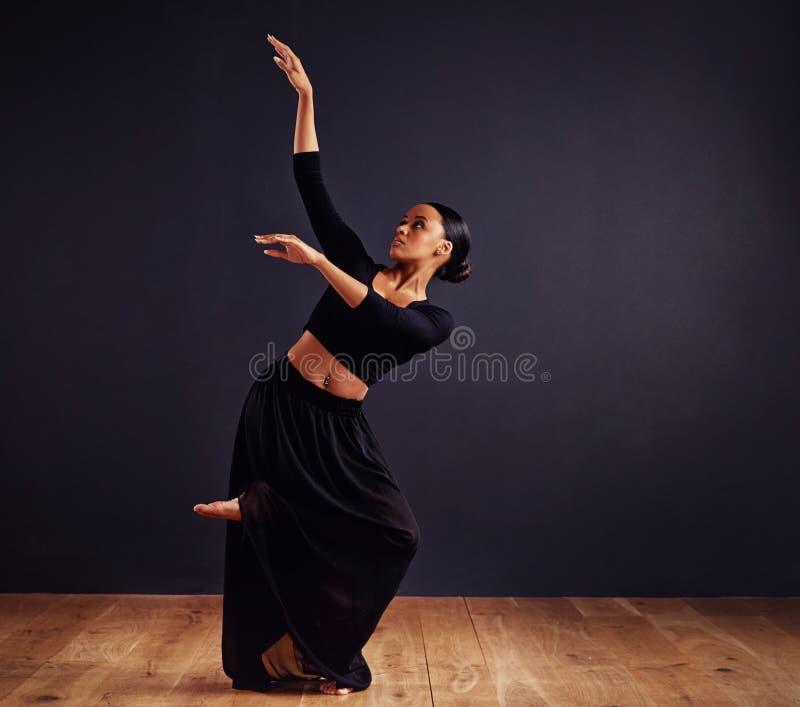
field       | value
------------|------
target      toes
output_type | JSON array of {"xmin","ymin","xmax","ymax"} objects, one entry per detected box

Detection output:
[
  {"xmin": 193, "ymin": 502, "xmax": 225, "ymax": 518},
  {"xmin": 319, "ymin": 681, "xmax": 352, "ymax": 695}
]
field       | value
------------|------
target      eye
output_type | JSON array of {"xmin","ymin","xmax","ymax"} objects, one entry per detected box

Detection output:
[{"xmin": 399, "ymin": 220, "xmax": 425, "ymax": 228}]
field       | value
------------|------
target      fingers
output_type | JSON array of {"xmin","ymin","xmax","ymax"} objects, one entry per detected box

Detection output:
[
  {"xmin": 273, "ymin": 52, "xmax": 291, "ymax": 70},
  {"xmin": 255, "ymin": 234, "xmax": 289, "ymax": 258},
  {"xmin": 267, "ymin": 33, "xmax": 297, "ymax": 69},
  {"xmin": 254, "ymin": 233, "xmax": 297, "ymax": 243},
  {"xmin": 193, "ymin": 503, "xmax": 220, "ymax": 518},
  {"xmin": 267, "ymin": 35, "xmax": 290, "ymax": 61},
  {"xmin": 267, "ymin": 33, "xmax": 293, "ymax": 56},
  {"xmin": 254, "ymin": 233, "xmax": 292, "ymax": 243}
]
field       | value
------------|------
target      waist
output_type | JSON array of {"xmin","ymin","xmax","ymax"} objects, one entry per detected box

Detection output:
[
  {"xmin": 288, "ymin": 331, "xmax": 370, "ymax": 400},
  {"xmin": 273, "ymin": 350, "xmax": 365, "ymax": 415}
]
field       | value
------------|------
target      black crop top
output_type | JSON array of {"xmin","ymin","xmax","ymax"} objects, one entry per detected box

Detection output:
[{"xmin": 293, "ymin": 150, "xmax": 455, "ymax": 386}]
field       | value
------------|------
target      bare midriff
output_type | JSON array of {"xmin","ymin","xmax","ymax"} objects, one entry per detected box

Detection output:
[{"xmin": 287, "ymin": 330, "xmax": 369, "ymax": 401}]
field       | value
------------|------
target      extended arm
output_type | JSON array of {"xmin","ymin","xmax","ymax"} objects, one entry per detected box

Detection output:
[
  {"xmin": 292, "ymin": 93, "xmax": 374, "ymax": 278},
  {"xmin": 293, "ymin": 87, "xmax": 318, "ymax": 154},
  {"xmin": 267, "ymin": 36, "xmax": 377, "ymax": 307},
  {"xmin": 313, "ymin": 257, "xmax": 370, "ymax": 308},
  {"xmin": 291, "ymin": 94, "xmax": 372, "ymax": 308}
]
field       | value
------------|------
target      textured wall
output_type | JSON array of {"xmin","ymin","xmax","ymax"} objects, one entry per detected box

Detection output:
[{"xmin": 3, "ymin": 0, "xmax": 798, "ymax": 594}]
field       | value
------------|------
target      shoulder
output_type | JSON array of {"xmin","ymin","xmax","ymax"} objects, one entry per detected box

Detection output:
[
  {"xmin": 409, "ymin": 301, "xmax": 455, "ymax": 343},
  {"xmin": 414, "ymin": 300, "xmax": 453, "ymax": 319}
]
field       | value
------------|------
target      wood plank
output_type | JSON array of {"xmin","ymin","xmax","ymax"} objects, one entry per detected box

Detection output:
[
  {"xmin": 698, "ymin": 613, "xmax": 800, "ymax": 698},
  {"xmin": 415, "ymin": 596, "xmax": 497, "ymax": 706},
  {"xmin": 741, "ymin": 596, "xmax": 800, "ymax": 617},
  {"xmin": 50, "ymin": 595, "xmax": 173, "ymax": 664},
  {"xmin": 684, "ymin": 597, "xmax": 757, "ymax": 616},
  {"xmin": 569, "ymin": 597, "xmax": 641, "ymax": 618},
  {"xmin": 514, "ymin": 597, "xmax": 585, "ymax": 623},
  {"xmin": 642, "ymin": 598, "xmax": 797, "ymax": 704},
  {"xmin": 0, "ymin": 594, "xmax": 117, "ymax": 700},
  {"xmin": 516, "ymin": 598, "xmax": 624, "ymax": 668},
  {"xmin": 87, "ymin": 595, "xmax": 217, "ymax": 705},
  {"xmin": 355, "ymin": 596, "xmax": 432, "ymax": 706},
  {"xmin": 614, "ymin": 597, "xmax": 690, "ymax": 616},
  {"xmin": 165, "ymin": 596, "xmax": 236, "ymax": 706},
  {"xmin": 519, "ymin": 599, "xmax": 651, "ymax": 704},
  {"xmin": 467, "ymin": 598, "xmax": 645, "ymax": 705},
  {"xmin": 743, "ymin": 597, "xmax": 800, "ymax": 641},
  {"xmin": 2, "ymin": 594, "xmax": 799, "ymax": 704},
  {"xmin": 603, "ymin": 612, "xmax": 736, "ymax": 705},
  {"xmin": 6, "ymin": 595, "xmax": 172, "ymax": 707},
  {"xmin": 0, "ymin": 593, "xmax": 60, "ymax": 641},
  {"xmin": 0, "ymin": 660, "xmax": 112, "ymax": 707}
]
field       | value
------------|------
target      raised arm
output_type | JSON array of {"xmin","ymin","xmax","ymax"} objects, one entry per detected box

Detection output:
[
  {"xmin": 268, "ymin": 33, "xmax": 374, "ymax": 290},
  {"xmin": 293, "ymin": 146, "xmax": 375, "ymax": 279},
  {"xmin": 292, "ymin": 79, "xmax": 318, "ymax": 153},
  {"xmin": 267, "ymin": 35, "xmax": 373, "ymax": 279}
]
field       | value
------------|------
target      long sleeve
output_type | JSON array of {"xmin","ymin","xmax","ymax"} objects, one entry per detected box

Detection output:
[
  {"xmin": 354, "ymin": 289, "xmax": 455, "ymax": 349},
  {"xmin": 293, "ymin": 150, "xmax": 375, "ymax": 279}
]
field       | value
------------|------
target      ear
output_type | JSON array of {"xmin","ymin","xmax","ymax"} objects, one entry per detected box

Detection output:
[{"xmin": 435, "ymin": 240, "xmax": 453, "ymax": 256}]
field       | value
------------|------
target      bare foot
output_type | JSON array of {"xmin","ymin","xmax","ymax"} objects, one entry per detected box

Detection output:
[
  {"xmin": 320, "ymin": 680, "xmax": 353, "ymax": 695},
  {"xmin": 193, "ymin": 498, "xmax": 241, "ymax": 521}
]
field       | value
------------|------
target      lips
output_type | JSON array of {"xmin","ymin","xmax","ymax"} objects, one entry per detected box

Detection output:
[{"xmin": 391, "ymin": 239, "xmax": 404, "ymax": 246}]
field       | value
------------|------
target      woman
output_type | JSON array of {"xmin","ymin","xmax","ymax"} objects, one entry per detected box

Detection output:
[{"xmin": 194, "ymin": 33, "xmax": 472, "ymax": 695}]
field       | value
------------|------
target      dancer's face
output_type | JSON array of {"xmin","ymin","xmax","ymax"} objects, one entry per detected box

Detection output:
[{"xmin": 390, "ymin": 204, "xmax": 451, "ymax": 263}]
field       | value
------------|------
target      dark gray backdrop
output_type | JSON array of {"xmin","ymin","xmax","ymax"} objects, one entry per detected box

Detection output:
[{"xmin": 3, "ymin": 0, "xmax": 798, "ymax": 595}]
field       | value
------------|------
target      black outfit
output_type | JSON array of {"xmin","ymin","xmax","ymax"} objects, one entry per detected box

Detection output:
[
  {"xmin": 221, "ymin": 150, "xmax": 455, "ymax": 693},
  {"xmin": 295, "ymin": 150, "xmax": 454, "ymax": 385}
]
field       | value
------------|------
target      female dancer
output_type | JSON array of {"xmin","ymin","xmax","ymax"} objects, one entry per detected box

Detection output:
[{"xmin": 194, "ymin": 33, "xmax": 472, "ymax": 695}]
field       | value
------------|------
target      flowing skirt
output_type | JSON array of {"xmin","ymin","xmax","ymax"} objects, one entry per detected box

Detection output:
[{"xmin": 221, "ymin": 349, "xmax": 420, "ymax": 692}]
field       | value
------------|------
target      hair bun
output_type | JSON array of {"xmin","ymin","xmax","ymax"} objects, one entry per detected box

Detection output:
[
  {"xmin": 424, "ymin": 201, "xmax": 472, "ymax": 285},
  {"xmin": 439, "ymin": 259, "xmax": 471, "ymax": 283}
]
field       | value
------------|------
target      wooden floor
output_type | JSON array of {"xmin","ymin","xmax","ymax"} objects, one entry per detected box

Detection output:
[{"xmin": 1, "ymin": 595, "xmax": 798, "ymax": 705}]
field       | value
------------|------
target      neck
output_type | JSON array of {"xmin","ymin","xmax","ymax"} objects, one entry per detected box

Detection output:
[{"xmin": 385, "ymin": 262, "xmax": 437, "ymax": 300}]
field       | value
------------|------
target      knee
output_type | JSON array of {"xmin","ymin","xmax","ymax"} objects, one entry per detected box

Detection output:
[{"xmin": 397, "ymin": 521, "xmax": 420, "ymax": 555}]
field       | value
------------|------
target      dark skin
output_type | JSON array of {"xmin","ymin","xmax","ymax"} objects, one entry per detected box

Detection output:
[
  {"xmin": 382, "ymin": 203, "xmax": 454, "ymax": 305},
  {"xmin": 255, "ymin": 202, "xmax": 452, "ymax": 307},
  {"xmin": 194, "ymin": 33, "xmax": 452, "ymax": 695},
  {"xmin": 251, "ymin": 201, "xmax": 452, "ymax": 402}
]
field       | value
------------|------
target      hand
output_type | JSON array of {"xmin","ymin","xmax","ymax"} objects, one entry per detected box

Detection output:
[
  {"xmin": 267, "ymin": 34, "xmax": 312, "ymax": 95},
  {"xmin": 255, "ymin": 233, "xmax": 322, "ymax": 266}
]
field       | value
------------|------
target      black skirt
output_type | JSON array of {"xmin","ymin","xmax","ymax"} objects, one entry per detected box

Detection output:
[{"xmin": 221, "ymin": 349, "xmax": 420, "ymax": 693}]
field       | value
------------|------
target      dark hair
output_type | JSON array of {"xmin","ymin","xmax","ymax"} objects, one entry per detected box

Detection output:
[{"xmin": 423, "ymin": 201, "xmax": 472, "ymax": 283}]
